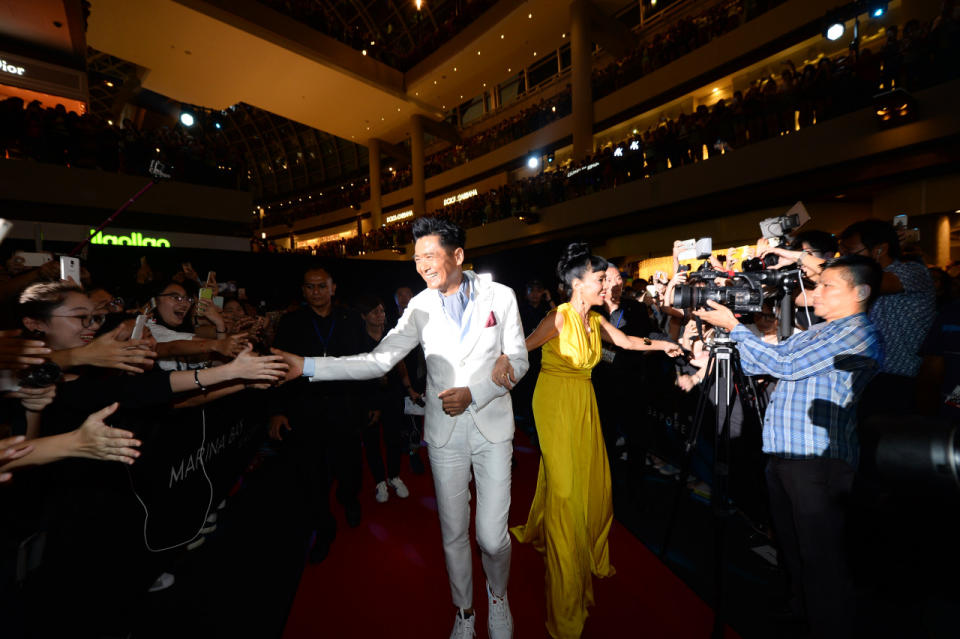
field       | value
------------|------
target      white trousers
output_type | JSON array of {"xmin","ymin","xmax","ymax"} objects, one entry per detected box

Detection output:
[{"xmin": 427, "ymin": 413, "xmax": 512, "ymax": 609}]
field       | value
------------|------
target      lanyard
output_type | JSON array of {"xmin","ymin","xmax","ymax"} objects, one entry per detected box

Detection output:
[
  {"xmin": 613, "ymin": 309, "xmax": 625, "ymax": 329},
  {"xmin": 311, "ymin": 316, "xmax": 336, "ymax": 356}
]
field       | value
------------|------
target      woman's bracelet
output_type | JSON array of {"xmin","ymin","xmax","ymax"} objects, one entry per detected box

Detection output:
[{"xmin": 194, "ymin": 368, "xmax": 208, "ymax": 393}]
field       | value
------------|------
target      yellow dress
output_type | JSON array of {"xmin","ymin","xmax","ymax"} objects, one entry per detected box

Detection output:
[{"xmin": 511, "ymin": 303, "xmax": 615, "ymax": 639}]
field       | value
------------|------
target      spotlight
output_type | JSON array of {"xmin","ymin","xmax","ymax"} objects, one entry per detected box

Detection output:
[
  {"xmin": 179, "ymin": 111, "xmax": 195, "ymax": 127},
  {"xmin": 214, "ymin": 122, "xmax": 222, "ymax": 129},
  {"xmin": 825, "ymin": 22, "xmax": 845, "ymax": 41},
  {"xmin": 868, "ymin": 1, "xmax": 887, "ymax": 18},
  {"xmin": 527, "ymin": 156, "xmax": 539, "ymax": 169}
]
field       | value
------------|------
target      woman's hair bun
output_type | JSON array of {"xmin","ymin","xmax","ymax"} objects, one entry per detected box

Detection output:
[{"xmin": 556, "ymin": 242, "xmax": 608, "ymax": 297}]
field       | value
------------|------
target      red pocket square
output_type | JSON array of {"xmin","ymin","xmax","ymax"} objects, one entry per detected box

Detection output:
[{"xmin": 485, "ymin": 312, "xmax": 498, "ymax": 328}]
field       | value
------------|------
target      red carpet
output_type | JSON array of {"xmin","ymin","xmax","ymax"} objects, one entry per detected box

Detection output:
[{"xmin": 283, "ymin": 437, "xmax": 741, "ymax": 638}]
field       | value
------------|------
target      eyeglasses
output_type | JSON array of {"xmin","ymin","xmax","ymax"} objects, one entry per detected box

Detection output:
[
  {"xmin": 157, "ymin": 293, "xmax": 195, "ymax": 304},
  {"xmin": 50, "ymin": 313, "xmax": 107, "ymax": 328}
]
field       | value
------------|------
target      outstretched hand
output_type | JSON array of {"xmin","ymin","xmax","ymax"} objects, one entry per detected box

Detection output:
[
  {"xmin": 0, "ymin": 435, "xmax": 35, "ymax": 482},
  {"xmin": 74, "ymin": 403, "xmax": 141, "ymax": 464},
  {"xmin": 270, "ymin": 348, "xmax": 304, "ymax": 383},
  {"xmin": 0, "ymin": 330, "xmax": 51, "ymax": 369}
]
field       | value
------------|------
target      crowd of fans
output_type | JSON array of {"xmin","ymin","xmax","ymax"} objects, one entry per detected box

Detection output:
[
  {"xmin": 0, "ymin": 98, "xmax": 245, "ymax": 189},
  {"xmin": 256, "ymin": 0, "xmax": 499, "ymax": 70},
  {"xmin": 0, "ymin": 247, "xmax": 430, "ymax": 636},
  {"xmin": 286, "ymin": 11, "xmax": 959, "ymax": 258},
  {"xmin": 592, "ymin": 0, "xmax": 789, "ymax": 100}
]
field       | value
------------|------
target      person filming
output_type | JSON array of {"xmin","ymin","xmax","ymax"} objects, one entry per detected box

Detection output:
[{"xmin": 694, "ymin": 255, "xmax": 883, "ymax": 639}]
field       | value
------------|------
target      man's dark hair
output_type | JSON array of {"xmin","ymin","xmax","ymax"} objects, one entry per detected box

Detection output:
[
  {"xmin": 353, "ymin": 294, "xmax": 384, "ymax": 315},
  {"xmin": 822, "ymin": 255, "xmax": 883, "ymax": 305},
  {"xmin": 412, "ymin": 216, "xmax": 466, "ymax": 251},
  {"xmin": 303, "ymin": 261, "xmax": 333, "ymax": 282},
  {"xmin": 790, "ymin": 230, "xmax": 838, "ymax": 257},
  {"xmin": 840, "ymin": 219, "xmax": 901, "ymax": 260}
]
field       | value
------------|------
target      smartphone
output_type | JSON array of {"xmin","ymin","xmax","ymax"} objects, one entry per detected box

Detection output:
[
  {"xmin": 205, "ymin": 271, "xmax": 216, "ymax": 286},
  {"xmin": 0, "ymin": 219, "xmax": 12, "ymax": 246},
  {"xmin": 198, "ymin": 286, "xmax": 214, "ymax": 301},
  {"xmin": 131, "ymin": 314, "xmax": 147, "ymax": 340},
  {"xmin": 893, "ymin": 214, "xmax": 908, "ymax": 229},
  {"xmin": 15, "ymin": 251, "xmax": 54, "ymax": 268},
  {"xmin": 59, "ymin": 256, "xmax": 80, "ymax": 284}
]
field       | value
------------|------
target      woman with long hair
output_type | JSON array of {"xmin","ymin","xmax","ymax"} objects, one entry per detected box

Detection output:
[{"xmin": 493, "ymin": 243, "xmax": 681, "ymax": 638}]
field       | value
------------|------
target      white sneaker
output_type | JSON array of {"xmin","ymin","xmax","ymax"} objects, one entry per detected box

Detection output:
[
  {"xmin": 449, "ymin": 610, "xmax": 476, "ymax": 639},
  {"xmin": 388, "ymin": 476, "xmax": 409, "ymax": 498},
  {"xmin": 487, "ymin": 582, "xmax": 513, "ymax": 639},
  {"xmin": 375, "ymin": 481, "xmax": 389, "ymax": 503}
]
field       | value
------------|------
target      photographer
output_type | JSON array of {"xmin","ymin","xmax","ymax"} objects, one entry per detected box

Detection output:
[
  {"xmin": 695, "ymin": 255, "xmax": 883, "ymax": 639},
  {"xmin": 764, "ymin": 219, "xmax": 935, "ymax": 414}
]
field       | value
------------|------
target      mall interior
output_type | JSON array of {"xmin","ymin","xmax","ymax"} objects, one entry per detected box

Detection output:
[{"xmin": 1, "ymin": 1, "xmax": 959, "ymax": 638}]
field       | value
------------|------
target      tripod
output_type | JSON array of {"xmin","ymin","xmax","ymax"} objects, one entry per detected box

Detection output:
[{"xmin": 659, "ymin": 329, "xmax": 764, "ymax": 638}]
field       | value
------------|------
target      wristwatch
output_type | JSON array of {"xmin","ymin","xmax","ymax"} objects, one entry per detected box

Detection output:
[{"xmin": 642, "ymin": 337, "xmax": 652, "ymax": 346}]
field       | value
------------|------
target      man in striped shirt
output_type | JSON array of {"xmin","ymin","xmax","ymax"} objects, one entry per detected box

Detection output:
[{"xmin": 696, "ymin": 255, "xmax": 883, "ymax": 639}]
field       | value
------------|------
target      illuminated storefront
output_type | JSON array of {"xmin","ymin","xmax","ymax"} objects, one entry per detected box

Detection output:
[{"xmin": 0, "ymin": 50, "xmax": 88, "ymax": 115}]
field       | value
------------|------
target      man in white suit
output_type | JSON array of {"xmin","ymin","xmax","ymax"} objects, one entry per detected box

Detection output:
[{"xmin": 274, "ymin": 217, "xmax": 528, "ymax": 639}]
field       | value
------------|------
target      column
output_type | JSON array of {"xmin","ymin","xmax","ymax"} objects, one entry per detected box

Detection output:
[
  {"xmin": 367, "ymin": 138, "xmax": 383, "ymax": 228},
  {"xmin": 570, "ymin": 0, "xmax": 594, "ymax": 160},
  {"xmin": 410, "ymin": 115, "xmax": 426, "ymax": 216}
]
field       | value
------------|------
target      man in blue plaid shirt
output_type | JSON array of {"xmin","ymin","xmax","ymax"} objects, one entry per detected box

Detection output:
[{"xmin": 696, "ymin": 255, "xmax": 883, "ymax": 639}]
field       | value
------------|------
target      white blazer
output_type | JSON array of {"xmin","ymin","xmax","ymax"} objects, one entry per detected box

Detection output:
[{"xmin": 306, "ymin": 270, "xmax": 529, "ymax": 447}]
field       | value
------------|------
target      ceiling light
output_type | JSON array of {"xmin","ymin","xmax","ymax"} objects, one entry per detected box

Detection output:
[
  {"xmin": 434, "ymin": 80, "xmax": 437, "ymax": 84},
  {"xmin": 528, "ymin": 13, "xmax": 532, "ymax": 18},
  {"xmin": 107, "ymin": 119, "xmax": 113, "ymax": 126},
  {"xmin": 370, "ymin": 40, "xmax": 375, "ymax": 46},
  {"xmin": 261, "ymin": 232, "xmax": 266, "ymax": 239},
  {"xmin": 477, "ymin": 50, "xmax": 481, "ymax": 55},
  {"xmin": 562, "ymin": 33, "xmax": 566, "ymax": 38},
  {"xmin": 362, "ymin": 49, "xmax": 368, "ymax": 56},
  {"xmin": 179, "ymin": 112, "xmax": 195, "ymax": 127},
  {"xmin": 104, "ymin": 80, "xmax": 114, "ymax": 88},
  {"xmin": 825, "ymin": 22, "xmax": 845, "ymax": 41},
  {"xmin": 415, "ymin": 0, "xmax": 423, "ymax": 10},
  {"xmin": 454, "ymin": 67, "xmax": 457, "ymax": 71},
  {"xmin": 533, "ymin": 52, "xmax": 537, "ymax": 57},
  {"xmin": 507, "ymin": 68, "xmax": 511, "ymax": 72},
  {"xmin": 500, "ymin": 34, "xmax": 504, "ymax": 39},
  {"xmin": 527, "ymin": 156, "xmax": 539, "ymax": 169}
]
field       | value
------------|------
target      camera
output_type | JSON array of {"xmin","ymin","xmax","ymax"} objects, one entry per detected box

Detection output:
[
  {"xmin": 672, "ymin": 282, "xmax": 763, "ymax": 313},
  {"xmin": 672, "ymin": 268, "xmax": 764, "ymax": 314},
  {"xmin": 671, "ymin": 266, "xmax": 805, "ymax": 315},
  {"xmin": 19, "ymin": 362, "xmax": 62, "ymax": 388}
]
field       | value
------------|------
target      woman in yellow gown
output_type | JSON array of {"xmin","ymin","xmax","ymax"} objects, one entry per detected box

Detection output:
[{"xmin": 493, "ymin": 243, "xmax": 682, "ymax": 638}]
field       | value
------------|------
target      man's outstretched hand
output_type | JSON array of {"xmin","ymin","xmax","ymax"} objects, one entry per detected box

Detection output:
[{"xmin": 270, "ymin": 348, "xmax": 304, "ymax": 383}]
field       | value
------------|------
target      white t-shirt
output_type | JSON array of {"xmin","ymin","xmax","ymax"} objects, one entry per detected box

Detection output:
[{"xmin": 147, "ymin": 318, "xmax": 207, "ymax": 371}]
